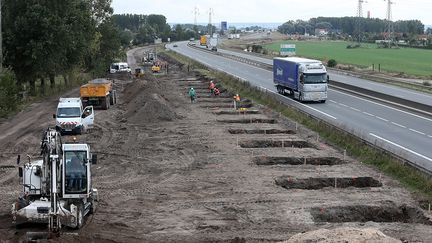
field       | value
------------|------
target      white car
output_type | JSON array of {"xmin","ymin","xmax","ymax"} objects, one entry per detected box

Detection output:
[
  {"xmin": 110, "ymin": 62, "xmax": 131, "ymax": 74},
  {"xmin": 54, "ymin": 98, "xmax": 94, "ymax": 135}
]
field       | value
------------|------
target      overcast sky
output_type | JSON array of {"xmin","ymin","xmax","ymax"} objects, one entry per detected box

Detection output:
[{"xmin": 112, "ymin": 0, "xmax": 432, "ymax": 25}]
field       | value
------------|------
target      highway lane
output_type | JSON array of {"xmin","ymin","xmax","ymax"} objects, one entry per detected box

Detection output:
[
  {"xmin": 168, "ymin": 42, "xmax": 432, "ymax": 172},
  {"xmin": 217, "ymin": 48, "xmax": 432, "ymax": 107}
]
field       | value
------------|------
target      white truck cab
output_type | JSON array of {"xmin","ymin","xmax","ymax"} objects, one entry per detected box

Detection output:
[{"xmin": 54, "ymin": 98, "xmax": 94, "ymax": 135}]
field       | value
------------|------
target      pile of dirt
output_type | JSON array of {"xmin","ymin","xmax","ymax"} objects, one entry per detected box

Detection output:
[
  {"xmin": 122, "ymin": 74, "xmax": 182, "ymax": 124},
  {"xmin": 284, "ymin": 227, "xmax": 401, "ymax": 243}
]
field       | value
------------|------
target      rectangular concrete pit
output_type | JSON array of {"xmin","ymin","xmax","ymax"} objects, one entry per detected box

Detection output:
[
  {"xmin": 254, "ymin": 156, "xmax": 343, "ymax": 165},
  {"xmin": 239, "ymin": 140, "xmax": 314, "ymax": 148},
  {"xmin": 200, "ymin": 103, "xmax": 254, "ymax": 108},
  {"xmin": 228, "ymin": 129, "xmax": 295, "ymax": 135},
  {"xmin": 218, "ymin": 119, "xmax": 277, "ymax": 124},
  {"xmin": 275, "ymin": 177, "xmax": 382, "ymax": 190},
  {"xmin": 214, "ymin": 110, "xmax": 261, "ymax": 115},
  {"xmin": 198, "ymin": 99, "xmax": 233, "ymax": 103},
  {"xmin": 310, "ymin": 203, "xmax": 432, "ymax": 224}
]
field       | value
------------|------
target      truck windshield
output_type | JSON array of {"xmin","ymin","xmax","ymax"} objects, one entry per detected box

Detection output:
[
  {"xmin": 111, "ymin": 64, "xmax": 119, "ymax": 70},
  {"xmin": 64, "ymin": 151, "xmax": 87, "ymax": 194},
  {"xmin": 304, "ymin": 74, "xmax": 327, "ymax": 84},
  {"xmin": 57, "ymin": 107, "xmax": 81, "ymax": 118}
]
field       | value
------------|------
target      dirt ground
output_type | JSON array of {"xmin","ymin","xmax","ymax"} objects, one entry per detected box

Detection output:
[{"xmin": 0, "ymin": 47, "xmax": 432, "ymax": 242}]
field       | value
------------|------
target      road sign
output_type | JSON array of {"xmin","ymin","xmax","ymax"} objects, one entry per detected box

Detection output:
[{"xmin": 280, "ymin": 44, "xmax": 296, "ymax": 56}]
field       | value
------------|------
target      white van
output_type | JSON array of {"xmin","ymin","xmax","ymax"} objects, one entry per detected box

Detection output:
[
  {"xmin": 109, "ymin": 62, "xmax": 131, "ymax": 74},
  {"xmin": 53, "ymin": 98, "xmax": 94, "ymax": 135}
]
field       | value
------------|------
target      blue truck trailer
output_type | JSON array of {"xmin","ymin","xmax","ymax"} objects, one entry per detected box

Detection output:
[{"xmin": 273, "ymin": 57, "xmax": 328, "ymax": 103}]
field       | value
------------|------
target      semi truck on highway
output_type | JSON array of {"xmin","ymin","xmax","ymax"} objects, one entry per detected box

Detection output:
[
  {"xmin": 206, "ymin": 37, "xmax": 218, "ymax": 51},
  {"xmin": 273, "ymin": 57, "xmax": 328, "ymax": 103},
  {"xmin": 200, "ymin": 35, "xmax": 207, "ymax": 46}
]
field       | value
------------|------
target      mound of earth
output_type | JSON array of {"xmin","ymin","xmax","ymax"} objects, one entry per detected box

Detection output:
[
  {"xmin": 122, "ymin": 75, "xmax": 181, "ymax": 124},
  {"xmin": 284, "ymin": 227, "xmax": 401, "ymax": 243}
]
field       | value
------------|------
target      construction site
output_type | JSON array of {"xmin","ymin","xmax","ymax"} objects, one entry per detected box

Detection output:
[{"xmin": 0, "ymin": 47, "xmax": 431, "ymax": 242}]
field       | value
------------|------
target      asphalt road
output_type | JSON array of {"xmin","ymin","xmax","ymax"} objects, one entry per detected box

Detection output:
[
  {"xmin": 168, "ymin": 41, "xmax": 432, "ymax": 172},
  {"xmin": 216, "ymin": 48, "xmax": 432, "ymax": 107}
]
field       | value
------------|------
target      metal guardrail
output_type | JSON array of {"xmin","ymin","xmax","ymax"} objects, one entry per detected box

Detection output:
[{"xmin": 176, "ymin": 43, "xmax": 432, "ymax": 175}]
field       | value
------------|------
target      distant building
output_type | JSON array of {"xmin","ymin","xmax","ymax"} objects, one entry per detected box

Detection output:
[
  {"xmin": 315, "ymin": 28, "xmax": 329, "ymax": 36},
  {"xmin": 221, "ymin": 21, "xmax": 228, "ymax": 31}
]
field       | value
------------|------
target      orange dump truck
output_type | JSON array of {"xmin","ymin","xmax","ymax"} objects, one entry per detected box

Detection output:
[{"xmin": 80, "ymin": 78, "xmax": 117, "ymax": 110}]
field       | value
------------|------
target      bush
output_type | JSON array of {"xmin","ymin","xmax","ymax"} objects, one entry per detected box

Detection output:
[
  {"xmin": 0, "ymin": 70, "xmax": 20, "ymax": 117},
  {"xmin": 327, "ymin": 59, "xmax": 337, "ymax": 68}
]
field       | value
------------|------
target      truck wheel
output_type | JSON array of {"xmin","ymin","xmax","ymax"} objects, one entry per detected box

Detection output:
[
  {"xmin": 320, "ymin": 100, "xmax": 326, "ymax": 103},
  {"xmin": 101, "ymin": 96, "xmax": 109, "ymax": 110},
  {"xmin": 109, "ymin": 92, "xmax": 114, "ymax": 105}
]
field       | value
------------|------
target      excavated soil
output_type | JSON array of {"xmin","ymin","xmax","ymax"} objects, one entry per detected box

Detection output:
[{"xmin": 0, "ymin": 46, "xmax": 431, "ymax": 242}]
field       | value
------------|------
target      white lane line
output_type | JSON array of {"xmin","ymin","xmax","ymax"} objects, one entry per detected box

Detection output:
[
  {"xmin": 428, "ymin": 135, "xmax": 432, "ymax": 138},
  {"xmin": 339, "ymin": 103, "xmax": 348, "ymax": 107},
  {"xmin": 375, "ymin": 116, "xmax": 389, "ymax": 122},
  {"xmin": 331, "ymin": 89, "xmax": 432, "ymax": 122},
  {"xmin": 409, "ymin": 128, "xmax": 426, "ymax": 136},
  {"xmin": 369, "ymin": 133, "xmax": 432, "ymax": 162},
  {"xmin": 363, "ymin": 112, "xmax": 374, "ymax": 117},
  {"xmin": 350, "ymin": 107, "xmax": 361, "ymax": 112},
  {"xmin": 261, "ymin": 87, "xmax": 338, "ymax": 120},
  {"xmin": 329, "ymin": 100, "xmax": 337, "ymax": 104},
  {"xmin": 391, "ymin": 122, "xmax": 406, "ymax": 128}
]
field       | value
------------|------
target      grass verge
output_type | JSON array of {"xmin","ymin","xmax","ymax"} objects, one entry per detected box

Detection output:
[{"xmin": 163, "ymin": 50, "xmax": 432, "ymax": 207}]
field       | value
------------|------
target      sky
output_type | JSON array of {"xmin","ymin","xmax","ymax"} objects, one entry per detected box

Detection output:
[{"xmin": 111, "ymin": 0, "xmax": 432, "ymax": 26}]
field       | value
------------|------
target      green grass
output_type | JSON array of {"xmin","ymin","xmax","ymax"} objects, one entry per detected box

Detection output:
[
  {"xmin": 164, "ymin": 49, "xmax": 432, "ymax": 206},
  {"xmin": 265, "ymin": 41, "xmax": 432, "ymax": 77}
]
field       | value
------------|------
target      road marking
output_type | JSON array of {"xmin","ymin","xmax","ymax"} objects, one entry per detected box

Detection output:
[
  {"xmin": 428, "ymin": 135, "xmax": 432, "ymax": 138},
  {"xmin": 391, "ymin": 122, "xmax": 406, "ymax": 128},
  {"xmin": 339, "ymin": 103, "xmax": 348, "ymax": 107},
  {"xmin": 261, "ymin": 87, "xmax": 337, "ymax": 120},
  {"xmin": 332, "ymin": 89, "xmax": 432, "ymax": 123},
  {"xmin": 375, "ymin": 116, "xmax": 389, "ymax": 122},
  {"xmin": 350, "ymin": 107, "xmax": 361, "ymax": 112},
  {"xmin": 329, "ymin": 100, "xmax": 337, "ymax": 104},
  {"xmin": 363, "ymin": 112, "xmax": 374, "ymax": 117},
  {"xmin": 409, "ymin": 128, "xmax": 426, "ymax": 135},
  {"xmin": 369, "ymin": 133, "xmax": 432, "ymax": 162}
]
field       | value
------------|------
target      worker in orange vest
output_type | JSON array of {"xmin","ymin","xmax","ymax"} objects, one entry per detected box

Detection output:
[
  {"xmin": 213, "ymin": 87, "xmax": 220, "ymax": 96},
  {"xmin": 209, "ymin": 80, "xmax": 215, "ymax": 95},
  {"xmin": 233, "ymin": 94, "xmax": 240, "ymax": 109}
]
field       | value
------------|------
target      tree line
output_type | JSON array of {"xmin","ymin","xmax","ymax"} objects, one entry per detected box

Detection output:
[
  {"xmin": 278, "ymin": 17, "xmax": 425, "ymax": 40},
  {"xmin": 113, "ymin": 14, "xmax": 213, "ymax": 45},
  {"xmin": 0, "ymin": 0, "xmax": 122, "ymax": 117}
]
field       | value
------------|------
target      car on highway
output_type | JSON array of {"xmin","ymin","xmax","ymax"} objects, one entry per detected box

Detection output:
[{"xmin": 173, "ymin": 44, "xmax": 178, "ymax": 47}]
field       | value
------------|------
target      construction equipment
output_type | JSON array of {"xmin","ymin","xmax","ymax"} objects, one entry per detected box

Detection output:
[
  {"xmin": 12, "ymin": 128, "xmax": 98, "ymax": 238},
  {"xmin": 135, "ymin": 67, "xmax": 145, "ymax": 78},
  {"xmin": 80, "ymin": 78, "xmax": 117, "ymax": 110},
  {"xmin": 151, "ymin": 64, "xmax": 161, "ymax": 73}
]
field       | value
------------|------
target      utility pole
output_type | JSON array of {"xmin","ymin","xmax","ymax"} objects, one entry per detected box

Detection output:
[
  {"xmin": 208, "ymin": 8, "xmax": 214, "ymax": 36},
  {"xmin": 355, "ymin": 0, "xmax": 366, "ymax": 44},
  {"xmin": 384, "ymin": 0, "xmax": 396, "ymax": 46}
]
